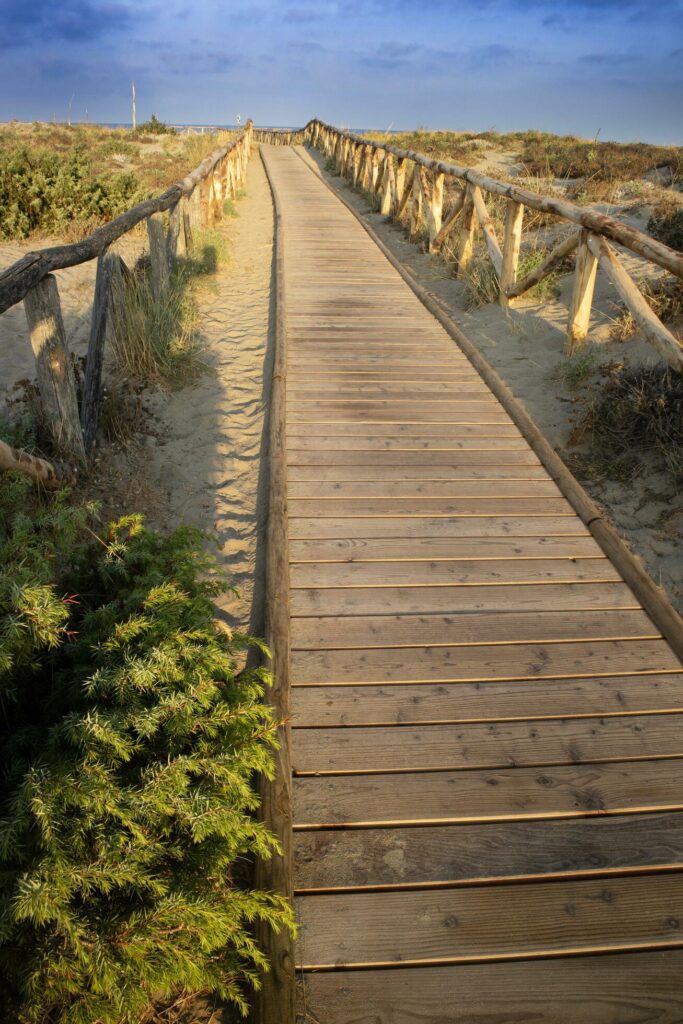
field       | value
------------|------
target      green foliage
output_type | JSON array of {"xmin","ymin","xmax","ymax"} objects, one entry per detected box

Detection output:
[
  {"xmin": 0, "ymin": 484, "xmax": 293, "ymax": 1022},
  {"xmin": 0, "ymin": 145, "xmax": 146, "ymax": 240},
  {"xmin": 550, "ymin": 346, "xmax": 600, "ymax": 392},
  {"xmin": 136, "ymin": 114, "xmax": 176, "ymax": 136}
]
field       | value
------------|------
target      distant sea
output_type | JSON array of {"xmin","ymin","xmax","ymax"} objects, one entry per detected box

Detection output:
[{"xmin": 98, "ymin": 122, "xmax": 390, "ymax": 134}]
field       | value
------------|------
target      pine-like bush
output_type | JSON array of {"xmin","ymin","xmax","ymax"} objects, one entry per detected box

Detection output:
[{"xmin": 0, "ymin": 476, "xmax": 292, "ymax": 1023}]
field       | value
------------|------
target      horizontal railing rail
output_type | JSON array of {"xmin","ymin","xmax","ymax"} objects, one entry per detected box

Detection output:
[
  {"xmin": 0, "ymin": 120, "xmax": 254, "ymax": 471},
  {"xmin": 304, "ymin": 119, "xmax": 683, "ymax": 372}
]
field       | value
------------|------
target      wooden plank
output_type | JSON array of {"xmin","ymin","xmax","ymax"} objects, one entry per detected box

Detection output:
[
  {"xmin": 289, "ymin": 557, "xmax": 618, "ymax": 587},
  {"xmin": 287, "ymin": 451, "xmax": 539, "ymax": 465},
  {"xmin": 287, "ymin": 437, "xmax": 530, "ymax": 452},
  {"xmin": 295, "ymin": 873, "xmax": 683, "ymax": 967},
  {"xmin": 291, "ymin": 714, "xmax": 683, "ymax": 775},
  {"xmin": 289, "ymin": 498, "xmax": 575, "ymax": 517},
  {"xmin": 300, "ymin": 952, "xmax": 683, "ymax": 1024},
  {"xmin": 291, "ymin": 582, "xmax": 638, "ymax": 616},
  {"xmin": 288, "ymin": 516, "xmax": 584, "ymax": 539},
  {"xmin": 289, "ymin": 536, "xmax": 602, "ymax": 561},
  {"xmin": 287, "ymin": 465, "xmax": 553, "ymax": 481},
  {"xmin": 287, "ymin": 479, "xmax": 563, "ymax": 498},
  {"xmin": 287, "ymin": 422, "xmax": 524, "ymax": 437},
  {"xmin": 291, "ymin": 674, "xmax": 683, "ymax": 727},
  {"xmin": 294, "ymin": 812, "xmax": 683, "ymax": 889},
  {"xmin": 292, "ymin": 639, "xmax": 680, "ymax": 685},
  {"xmin": 293, "ymin": 759, "xmax": 683, "ymax": 828},
  {"xmin": 290, "ymin": 609, "xmax": 656, "ymax": 650}
]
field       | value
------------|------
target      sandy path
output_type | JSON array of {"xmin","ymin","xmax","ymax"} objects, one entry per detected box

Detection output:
[
  {"xmin": 300, "ymin": 145, "xmax": 682, "ymax": 612},
  {"xmin": 145, "ymin": 148, "xmax": 275, "ymax": 632},
  {"xmin": 0, "ymin": 150, "xmax": 275, "ymax": 636}
]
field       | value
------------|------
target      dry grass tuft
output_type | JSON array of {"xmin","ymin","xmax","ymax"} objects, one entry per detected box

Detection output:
[{"xmin": 574, "ymin": 363, "xmax": 683, "ymax": 482}]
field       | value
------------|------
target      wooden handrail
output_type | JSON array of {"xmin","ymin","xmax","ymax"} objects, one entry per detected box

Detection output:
[
  {"xmin": 305, "ymin": 119, "xmax": 683, "ymax": 371},
  {"xmin": 304, "ymin": 119, "xmax": 683, "ymax": 280},
  {"xmin": 0, "ymin": 121, "xmax": 253, "ymax": 315}
]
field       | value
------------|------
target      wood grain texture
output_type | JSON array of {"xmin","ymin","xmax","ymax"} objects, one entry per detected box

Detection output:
[
  {"xmin": 290, "ymin": 608, "xmax": 657, "ymax": 650},
  {"xmin": 291, "ymin": 674, "xmax": 683, "ymax": 727},
  {"xmin": 292, "ymin": 713, "xmax": 683, "ymax": 775},
  {"xmin": 295, "ymin": 873, "xmax": 683, "ymax": 967},
  {"xmin": 294, "ymin": 812, "xmax": 683, "ymax": 889},
  {"xmin": 293, "ymin": 759, "xmax": 683, "ymax": 828},
  {"xmin": 300, "ymin": 952, "xmax": 683, "ymax": 1024}
]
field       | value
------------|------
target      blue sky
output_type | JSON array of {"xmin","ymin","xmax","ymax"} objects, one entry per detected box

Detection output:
[{"xmin": 1, "ymin": 0, "xmax": 681, "ymax": 142}]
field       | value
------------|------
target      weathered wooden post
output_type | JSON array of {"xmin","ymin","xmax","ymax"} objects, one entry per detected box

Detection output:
[
  {"xmin": 500, "ymin": 200, "xmax": 524, "ymax": 308},
  {"xmin": 24, "ymin": 275, "xmax": 85, "ymax": 462},
  {"xmin": 454, "ymin": 186, "xmax": 477, "ymax": 275},
  {"xmin": 568, "ymin": 229, "xmax": 599, "ymax": 352},
  {"xmin": 352, "ymin": 144, "xmax": 362, "ymax": 187},
  {"xmin": 380, "ymin": 154, "xmax": 395, "ymax": 216},
  {"xmin": 147, "ymin": 213, "xmax": 170, "ymax": 302},
  {"xmin": 393, "ymin": 158, "xmax": 407, "ymax": 217},
  {"xmin": 409, "ymin": 166, "xmax": 423, "ymax": 239},
  {"xmin": 167, "ymin": 201, "xmax": 182, "ymax": 265},
  {"xmin": 423, "ymin": 169, "xmax": 444, "ymax": 251},
  {"xmin": 80, "ymin": 251, "xmax": 127, "ymax": 454}
]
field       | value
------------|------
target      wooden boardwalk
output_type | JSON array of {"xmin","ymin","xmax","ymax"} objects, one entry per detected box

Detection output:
[{"xmin": 260, "ymin": 144, "xmax": 683, "ymax": 1023}]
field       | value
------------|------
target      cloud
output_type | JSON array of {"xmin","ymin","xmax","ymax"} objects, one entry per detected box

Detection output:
[{"xmin": 0, "ymin": 0, "xmax": 133, "ymax": 50}]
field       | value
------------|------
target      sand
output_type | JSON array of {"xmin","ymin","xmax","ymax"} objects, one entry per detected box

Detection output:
[
  {"xmin": 0, "ymin": 151, "xmax": 275, "ymax": 636},
  {"xmin": 299, "ymin": 144, "xmax": 682, "ymax": 613}
]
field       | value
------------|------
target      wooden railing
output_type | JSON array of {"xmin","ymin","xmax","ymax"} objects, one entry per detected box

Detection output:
[
  {"xmin": 305, "ymin": 119, "xmax": 683, "ymax": 373},
  {"xmin": 0, "ymin": 121, "xmax": 253, "ymax": 474},
  {"xmin": 254, "ymin": 128, "xmax": 304, "ymax": 146}
]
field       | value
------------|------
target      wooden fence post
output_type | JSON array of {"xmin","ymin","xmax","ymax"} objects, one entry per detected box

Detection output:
[
  {"xmin": 500, "ymin": 200, "xmax": 524, "ymax": 308},
  {"xmin": 80, "ymin": 251, "xmax": 119, "ymax": 454},
  {"xmin": 393, "ymin": 159, "xmax": 407, "ymax": 217},
  {"xmin": 167, "ymin": 201, "xmax": 182, "ymax": 265},
  {"xmin": 147, "ymin": 213, "xmax": 170, "ymax": 302},
  {"xmin": 454, "ymin": 186, "xmax": 477, "ymax": 275},
  {"xmin": 24, "ymin": 275, "xmax": 85, "ymax": 462},
  {"xmin": 380, "ymin": 154, "xmax": 394, "ymax": 216},
  {"xmin": 409, "ymin": 166, "xmax": 423, "ymax": 240},
  {"xmin": 568, "ymin": 230, "xmax": 598, "ymax": 352}
]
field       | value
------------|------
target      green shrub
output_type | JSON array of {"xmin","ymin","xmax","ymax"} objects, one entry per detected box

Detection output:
[
  {"xmin": 137, "ymin": 115, "xmax": 176, "ymax": 136},
  {"xmin": 0, "ymin": 480, "xmax": 293, "ymax": 1023},
  {"xmin": 0, "ymin": 144, "xmax": 146, "ymax": 240}
]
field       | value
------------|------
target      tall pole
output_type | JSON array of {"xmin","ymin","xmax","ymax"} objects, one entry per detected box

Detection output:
[{"xmin": 132, "ymin": 81, "xmax": 137, "ymax": 131}]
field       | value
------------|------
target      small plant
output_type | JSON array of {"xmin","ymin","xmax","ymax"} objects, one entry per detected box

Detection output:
[
  {"xmin": 516, "ymin": 245, "xmax": 566, "ymax": 302},
  {"xmin": 361, "ymin": 189, "xmax": 381, "ymax": 212},
  {"xmin": 324, "ymin": 156, "xmax": 340, "ymax": 176},
  {"xmin": 550, "ymin": 346, "xmax": 600, "ymax": 391},
  {"xmin": 461, "ymin": 255, "xmax": 500, "ymax": 308},
  {"xmin": 0, "ymin": 484, "xmax": 294, "ymax": 1023}
]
